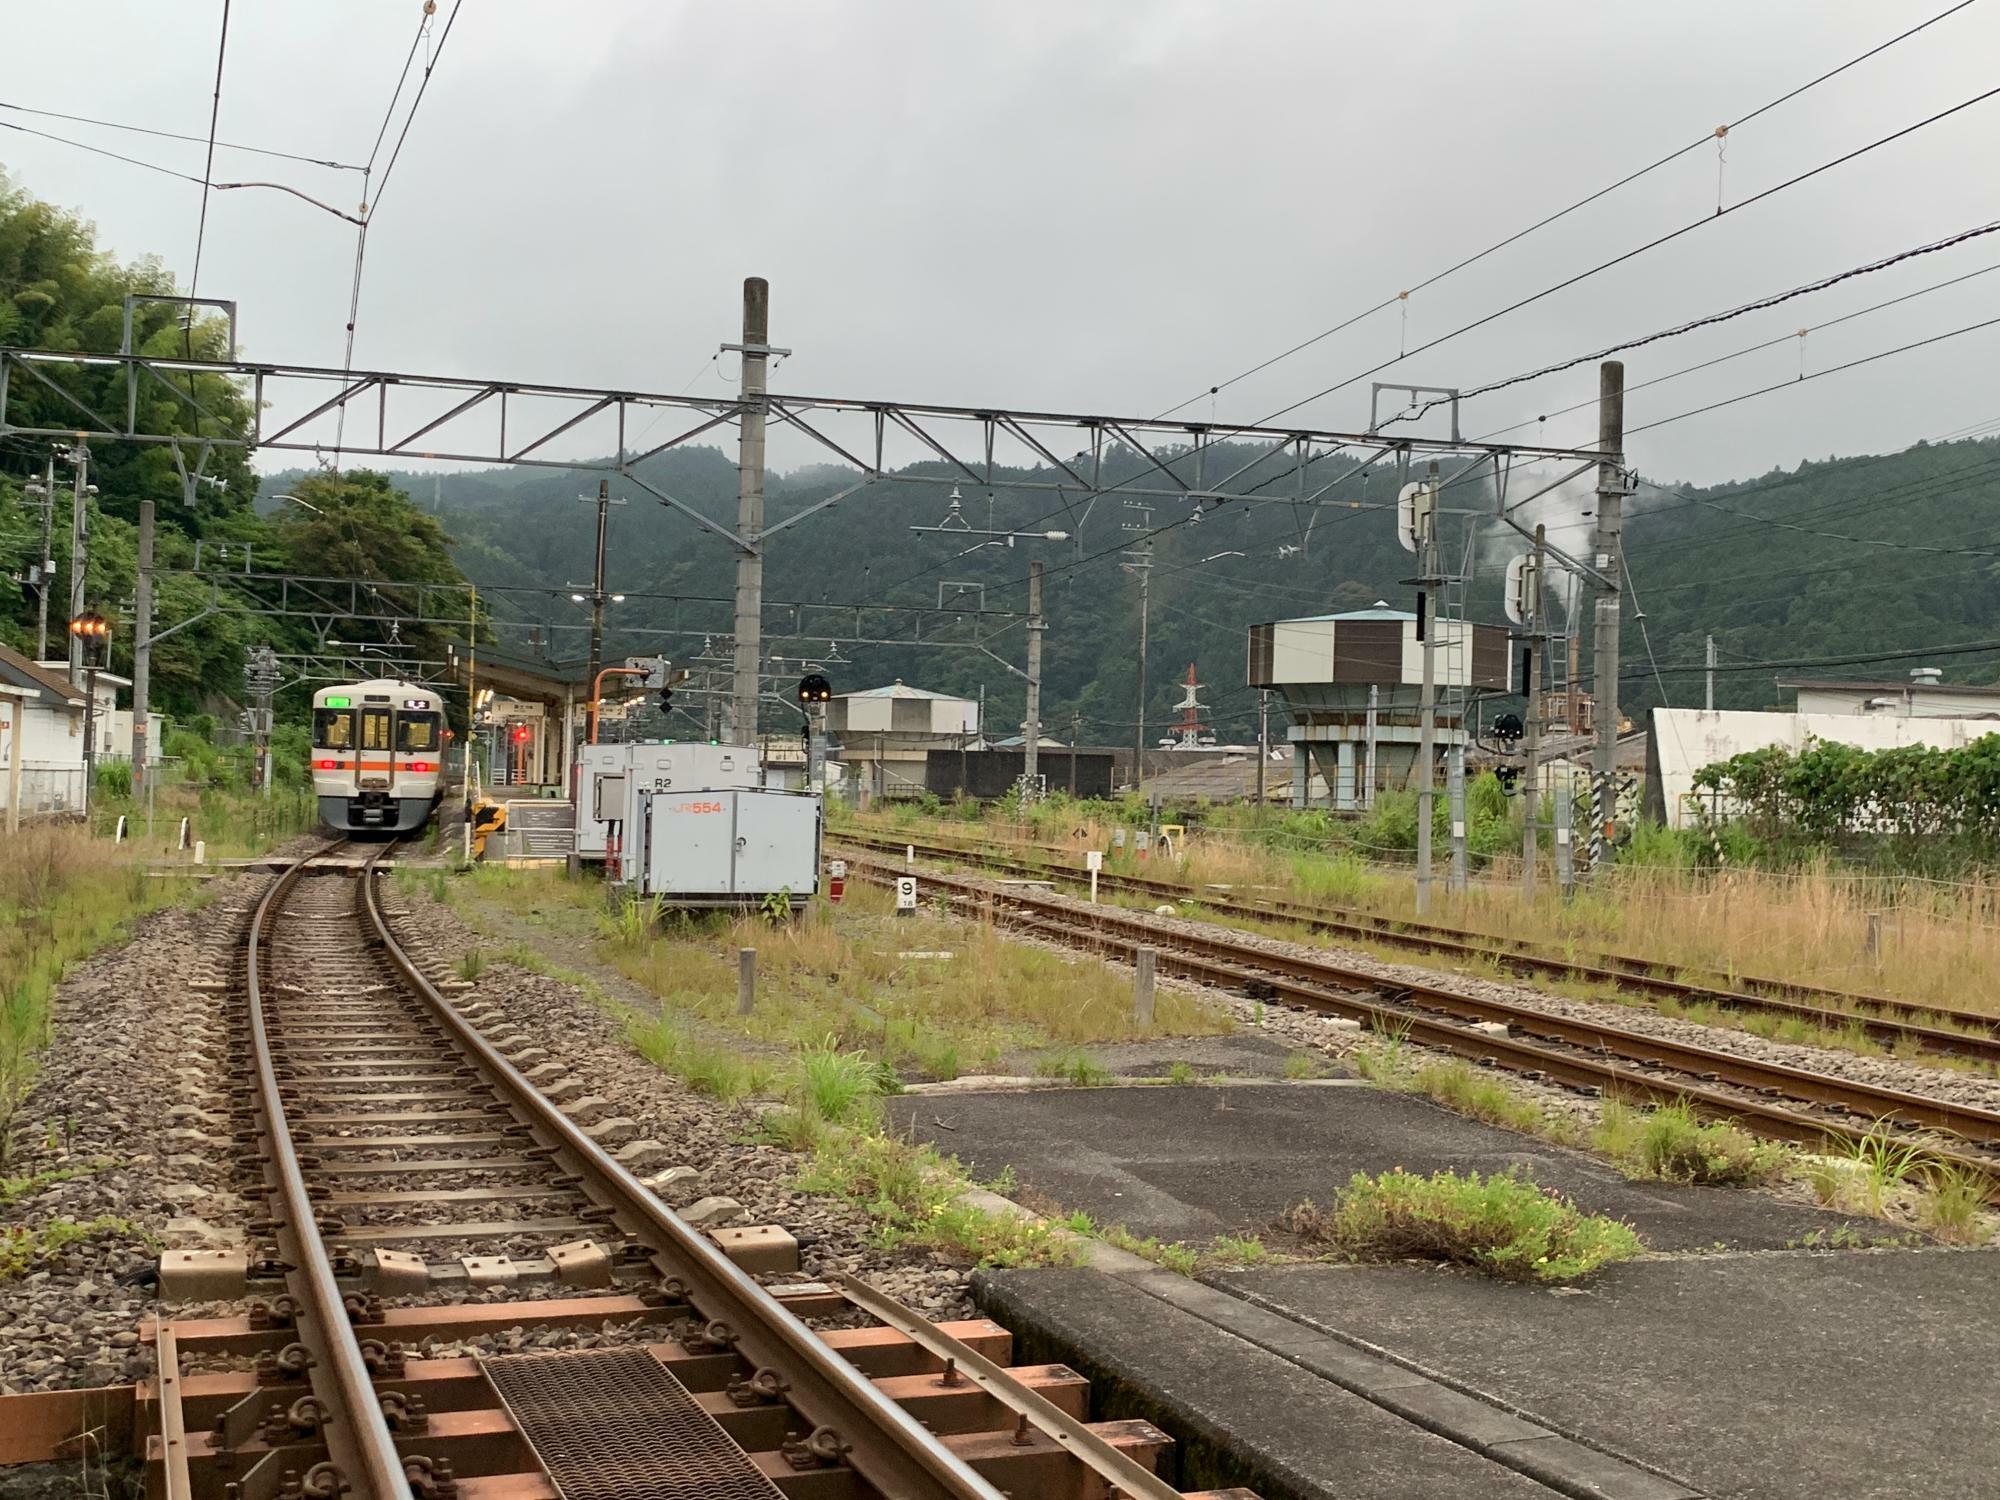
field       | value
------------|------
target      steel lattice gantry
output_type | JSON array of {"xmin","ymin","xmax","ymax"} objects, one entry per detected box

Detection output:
[{"xmin": 0, "ymin": 345, "xmax": 1607, "ymax": 554}]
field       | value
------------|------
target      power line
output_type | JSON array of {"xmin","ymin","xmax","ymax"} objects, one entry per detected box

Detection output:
[
  {"xmin": 186, "ymin": 1, "xmax": 232, "ymax": 302},
  {"xmin": 1627, "ymin": 311, "xmax": 2000, "ymax": 437},
  {"xmin": 368, "ymin": 0, "xmax": 465, "ymax": 222},
  {"xmin": 1257, "ymin": 81, "xmax": 2000, "ymax": 431},
  {"xmin": 0, "ymin": 98, "xmax": 360, "ymax": 171},
  {"xmin": 1628, "ymin": 634, "xmax": 2000, "ymax": 680},
  {"xmin": 1390, "ymin": 218, "xmax": 2000, "ymax": 428},
  {"xmin": 1154, "ymin": 0, "xmax": 1985, "ymax": 422},
  {"xmin": 0, "ymin": 119, "xmax": 208, "ymax": 184},
  {"xmin": 1472, "ymin": 260, "xmax": 2000, "ymax": 443}
]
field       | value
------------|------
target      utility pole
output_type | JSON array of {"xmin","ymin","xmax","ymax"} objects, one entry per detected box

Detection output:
[
  {"xmin": 65, "ymin": 442, "xmax": 91, "ymax": 683},
  {"xmin": 1414, "ymin": 462, "xmax": 1439, "ymax": 915},
  {"xmin": 131, "ymin": 493, "xmax": 155, "ymax": 797},
  {"xmin": 1521, "ymin": 524, "xmax": 1546, "ymax": 903},
  {"xmin": 1122, "ymin": 502, "xmax": 1153, "ymax": 793},
  {"xmin": 1023, "ymin": 560, "xmax": 1044, "ymax": 793},
  {"xmin": 1589, "ymin": 361, "xmax": 1626, "ymax": 875},
  {"xmin": 1705, "ymin": 634, "xmax": 1716, "ymax": 712},
  {"xmin": 1256, "ymin": 689, "xmax": 1269, "ymax": 811},
  {"xmin": 579, "ymin": 478, "xmax": 625, "ymax": 694},
  {"xmin": 728, "ymin": 277, "xmax": 774, "ymax": 748},
  {"xmin": 1364, "ymin": 683, "xmax": 1378, "ymax": 810},
  {"xmin": 29, "ymin": 453, "xmax": 55, "ymax": 661},
  {"xmin": 1447, "ymin": 743, "xmax": 1468, "ymax": 894}
]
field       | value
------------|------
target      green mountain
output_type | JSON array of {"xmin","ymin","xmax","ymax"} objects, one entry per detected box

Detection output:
[{"xmin": 316, "ymin": 427, "xmax": 2000, "ymax": 742}]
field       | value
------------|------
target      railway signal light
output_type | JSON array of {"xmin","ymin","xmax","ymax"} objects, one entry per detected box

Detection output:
[
  {"xmin": 510, "ymin": 724, "xmax": 530, "ymax": 744},
  {"xmin": 798, "ymin": 672, "xmax": 831, "ymax": 705},
  {"xmin": 658, "ymin": 686, "xmax": 674, "ymax": 714}
]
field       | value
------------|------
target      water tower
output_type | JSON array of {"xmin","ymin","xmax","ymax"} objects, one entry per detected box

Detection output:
[{"xmin": 1247, "ymin": 605, "xmax": 1510, "ymax": 809}]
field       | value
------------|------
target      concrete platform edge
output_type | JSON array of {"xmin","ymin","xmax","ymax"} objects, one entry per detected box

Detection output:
[{"xmin": 964, "ymin": 1186, "xmax": 1703, "ymax": 1500}]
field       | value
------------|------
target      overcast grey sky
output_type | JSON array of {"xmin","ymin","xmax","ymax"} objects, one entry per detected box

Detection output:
[{"xmin": 5, "ymin": 0, "xmax": 1999, "ymax": 486}]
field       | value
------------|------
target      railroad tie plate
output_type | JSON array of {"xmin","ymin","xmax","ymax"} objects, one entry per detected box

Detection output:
[{"xmin": 481, "ymin": 1346, "xmax": 784, "ymax": 1499}]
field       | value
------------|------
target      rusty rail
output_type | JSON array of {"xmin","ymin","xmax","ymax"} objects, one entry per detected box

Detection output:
[
  {"xmin": 844, "ymin": 852, "xmax": 2000, "ymax": 1197},
  {"xmin": 833, "ymin": 829, "xmax": 2000, "ymax": 1064},
  {"xmin": 246, "ymin": 840, "xmax": 414, "ymax": 1499},
  {"xmin": 355, "ymin": 848, "xmax": 1010, "ymax": 1500}
]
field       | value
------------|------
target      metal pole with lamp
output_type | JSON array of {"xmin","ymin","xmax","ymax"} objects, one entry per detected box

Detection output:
[{"xmin": 67, "ymin": 610, "xmax": 109, "ymax": 820}]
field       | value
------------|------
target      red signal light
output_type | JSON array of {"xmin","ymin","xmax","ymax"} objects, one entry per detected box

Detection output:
[{"xmin": 510, "ymin": 725, "xmax": 530, "ymax": 743}]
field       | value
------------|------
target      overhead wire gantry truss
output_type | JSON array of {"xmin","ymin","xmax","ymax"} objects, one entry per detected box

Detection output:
[{"xmin": 0, "ymin": 346, "xmax": 1610, "ymax": 554}]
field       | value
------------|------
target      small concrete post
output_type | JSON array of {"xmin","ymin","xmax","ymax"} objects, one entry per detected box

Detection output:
[
  {"xmin": 193, "ymin": 839, "xmax": 206, "ymax": 865},
  {"xmin": 906, "ymin": 844, "xmax": 915, "ymax": 869},
  {"xmin": 1133, "ymin": 946, "xmax": 1156, "ymax": 1026},
  {"xmin": 737, "ymin": 948, "xmax": 757, "ymax": 1016},
  {"xmin": 1865, "ymin": 912, "xmax": 1881, "ymax": 968}
]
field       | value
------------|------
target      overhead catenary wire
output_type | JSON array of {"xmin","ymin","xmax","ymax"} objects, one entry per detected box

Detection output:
[
  {"xmin": 1387, "ymin": 218, "xmax": 2000, "ymax": 429},
  {"xmin": 886, "ymin": 29, "xmax": 1999, "ymax": 610},
  {"xmin": 0, "ymin": 98, "xmax": 361, "ymax": 172},
  {"xmin": 1152, "ymin": 0, "xmax": 1985, "ymax": 422},
  {"xmin": 1254, "ymin": 79, "xmax": 2000, "ymax": 431}
]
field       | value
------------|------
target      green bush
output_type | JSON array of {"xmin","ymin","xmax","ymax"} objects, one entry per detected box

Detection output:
[
  {"xmin": 94, "ymin": 760, "xmax": 131, "ymax": 799},
  {"xmin": 1288, "ymin": 1167, "xmax": 1642, "ymax": 1281}
]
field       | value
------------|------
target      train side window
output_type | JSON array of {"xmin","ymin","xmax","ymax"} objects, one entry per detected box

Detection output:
[
  {"xmin": 314, "ymin": 709, "xmax": 355, "ymax": 750},
  {"xmin": 397, "ymin": 712, "xmax": 440, "ymax": 752},
  {"xmin": 361, "ymin": 710, "xmax": 393, "ymax": 751}
]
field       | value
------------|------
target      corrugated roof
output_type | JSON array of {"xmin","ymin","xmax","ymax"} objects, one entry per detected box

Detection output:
[
  {"xmin": 838, "ymin": 680, "xmax": 974, "ymax": 702},
  {"xmin": 0, "ymin": 640, "xmax": 83, "ymax": 707},
  {"xmin": 1272, "ymin": 608, "xmax": 1416, "ymax": 623}
]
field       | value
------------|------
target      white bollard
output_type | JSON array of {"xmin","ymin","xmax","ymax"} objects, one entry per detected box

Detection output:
[
  {"xmin": 1087, "ymin": 849, "xmax": 1103, "ymax": 904},
  {"xmin": 113, "ymin": 815, "xmax": 127, "ymax": 844},
  {"xmin": 193, "ymin": 840, "xmax": 206, "ymax": 865}
]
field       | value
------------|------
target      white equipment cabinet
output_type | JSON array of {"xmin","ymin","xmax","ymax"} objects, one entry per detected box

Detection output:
[
  {"xmin": 638, "ymin": 787, "xmax": 822, "ymax": 908},
  {"xmin": 575, "ymin": 743, "xmax": 762, "ymax": 861}
]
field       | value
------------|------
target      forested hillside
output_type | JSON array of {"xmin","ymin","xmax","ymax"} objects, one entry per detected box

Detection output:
[
  {"xmin": 318, "ymin": 427, "xmax": 2000, "ymax": 745},
  {"xmin": 0, "ymin": 174, "xmax": 467, "ymax": 722}
]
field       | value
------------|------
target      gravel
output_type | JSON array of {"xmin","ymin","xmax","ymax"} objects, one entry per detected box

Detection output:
[
  {"xmin": 389, "ymin": 884, "xmax": 979, "ymax": 1326},
  {"xmin": 0, "ymin": 876, "xmax": 265, "ymax": 1395},
  {"xmin": 956, "ymin": 873, "xmax": 2000, "ymax": 1113}
]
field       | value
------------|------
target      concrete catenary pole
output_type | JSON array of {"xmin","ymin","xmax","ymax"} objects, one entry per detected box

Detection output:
[
  {"xmin": 1705, "ymin": 633, "xmax": 1716, "ymax": 712},
  {"xmin": 1132, "ymin": 545, "xmax": 1151, "ymax": 790},
  {"xmin": 729, "ymin": 277, "xmax": 771, "ymax": 748},
  {"xmin": 65, "ymin": 442, "xmax": 90, "ymax": 683},
  {"xmin": 1415, "ymin": 462, "xmax": 1439, "ymax": 916},
  {"xmin": 1589, "ymin": 362, "xmax": 1626, "ymax": 874},
  {"xmin": 1256, "ymin": 689, "xmax": 1269, "ymax": 810},
  {"xmin": 33, "ymin": 452, "xmax": 55, "ymax": 661},
  {"xmin": 1521, "ymin": 523, "xmax": 1547, "ymax": 903},
  {"xmin": 130, "ymin": 494, "xmax": 155, "ymax": 797},
  {"xmin": 1023, "ymin": 560, "xmax": 1044, "ymax": 792},
  {"xmin": 587, "ymin": 478, "xmax": 611, "ymax": 694}
]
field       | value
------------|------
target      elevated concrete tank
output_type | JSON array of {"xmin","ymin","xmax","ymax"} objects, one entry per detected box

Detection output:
[{"xmin": 1246, "ymin": 606, "xmax": 1511, "ymax": 809}]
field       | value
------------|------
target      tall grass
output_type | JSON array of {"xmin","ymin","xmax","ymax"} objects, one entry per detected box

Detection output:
[
  {"xmin": 0, "ymin": 826, "xmax": 173, "ymax": 1162},
  {"xmin": 848, "ymin": 807, "xmax": 2000, "ymax": 1016}
]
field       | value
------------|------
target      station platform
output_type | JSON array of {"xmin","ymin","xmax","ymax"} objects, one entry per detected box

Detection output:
[{"xmin": 894, "ymin": 1073, "xmax": 1991, "ymax": 1497}]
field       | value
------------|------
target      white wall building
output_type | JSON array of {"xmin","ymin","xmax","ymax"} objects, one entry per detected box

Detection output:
[
  {"xmin": 0, "ymin": 642, "xmax": 87, "ymax": 816},
  {"xmin": 1649, "ymin": 675, "xmax": 2000, "ymax": 828},
  {"xmin": 823, "ymin": 681, "xmax": 979, "ymax": 800}
]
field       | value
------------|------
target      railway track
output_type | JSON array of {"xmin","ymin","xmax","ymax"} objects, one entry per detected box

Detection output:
[
  {"xmin": 836, "ymin": 827, "xmax": 2000, "ymax": 1066},
  {"xmin": 839, "ymin": 850, "xmax": 2000, "ymax": 1201},
  {"xmin": 132, "ymin": 840, "xmax": 1251, "ymax": 1500}
]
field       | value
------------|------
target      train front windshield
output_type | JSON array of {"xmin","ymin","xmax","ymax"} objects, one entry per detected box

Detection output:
[
  {"xmin": 314, "ymin": 708, "xmax": 355, "ymax": 749},
  {"xmin": 397, "ymin": 712, "xmax": 441, "ymax": 751}
]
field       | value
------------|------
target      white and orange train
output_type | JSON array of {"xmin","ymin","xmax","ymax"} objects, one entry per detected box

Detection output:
[{"xmin": 311, "ymin": 679, "xmax": 447, "ymax": 833}]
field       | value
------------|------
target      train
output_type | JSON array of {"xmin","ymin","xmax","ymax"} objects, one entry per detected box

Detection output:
[{"xmin": 311, "ymin": 679, "xmax": 448, "ymax": 833}]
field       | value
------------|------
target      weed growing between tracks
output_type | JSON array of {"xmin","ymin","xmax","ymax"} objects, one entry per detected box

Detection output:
[{"xmin": 1287, "ymin": 1168, "xmax": 1643, "ymax": 1283}]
